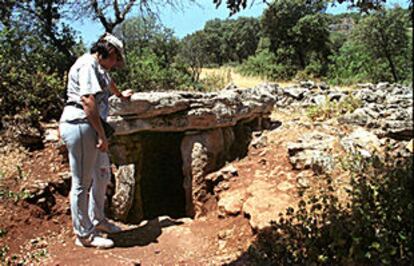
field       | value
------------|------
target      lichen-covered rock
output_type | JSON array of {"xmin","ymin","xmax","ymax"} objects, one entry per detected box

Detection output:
[
  {"xmin": 110, "ymin": 164, "xmax": 136, "ymax": 222},
  {"xmin": 287, "ymin": 132, "xmax": 336, "ymax": 173},
  {"xmin": 108, "ymin": 84, "xmax": 278, "ymax": 135},
  {"xmin": 181, "ymin": 128, "xmax": 227, "ymax": 217},
  {"xmin": 341, "ymin": 127, "xmax": 382, "ymax": 158}
]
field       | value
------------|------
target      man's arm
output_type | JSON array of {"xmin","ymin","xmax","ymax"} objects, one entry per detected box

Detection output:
[
  {"xmin": 81, "ymin": 94, "xmax": 108, "ymax": 152},
  {"xmin": 109, "ymin": 80, "xmax": 133, "ymax": 100}
]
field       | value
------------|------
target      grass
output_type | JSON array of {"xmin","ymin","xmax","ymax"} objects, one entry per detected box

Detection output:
[
  {"xmin": 200, "ymin": 67, "xmax": 296, "ymax": 89},
  {"xmin": 0, "ymin": 148, "xmax": 27, "ymax": 182},
  {"xmin": 306, "ymin": 94, "xmax": 362, "ymax": 121}
]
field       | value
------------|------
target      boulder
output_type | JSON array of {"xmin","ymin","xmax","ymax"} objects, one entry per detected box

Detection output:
[
  {"xmin": 218, "ymin": 188, "xmax": 246, "ymax": 216},
  {"xmin": 181, "ymin": 128, "xmax": 227, "ymax": 217},
  {"xmin": 341, "ymin": 127, "xmax": 382, "ymax": 158}
]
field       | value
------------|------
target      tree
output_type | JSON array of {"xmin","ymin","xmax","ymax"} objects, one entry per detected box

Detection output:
[
  {"xmin": 69, "ymin": 0, "xmax": 195, "ymax": 33},
  {"xmin": 214, "ymin": 0, "xmax": 392, "ymax": 15},
  {"xmin": 1, "ymin": 0, "xmax": 77, "ymax": 63},
  {"xmin": 260, "ymin": 0, "xmax": 331, "ymax": 75},
  {"xmin": 351, "ymin": 7, "xmax": 411, "ymax": 82},
  {"xmin": 227, "ymin": 17, "xmax": 260, "ymax": 63},
  {"xmin": 111, "ymin": 16, "xmax": 193, "ymax": 91},
  {"xmin": 328, "ymin": 7, "xmax": 411, "ymax": 84},
  {"xmin": 177, "ymin": 31, "xmax": 208, "ymax": 82},
  {"xmin": 69, "ymin": 0, "xmax": 137, "ymax": 33},
  {"xmin": 114, "ymin": 16, "xmax": 179, "ymax": 66},
  {"xmin": 180, "ymin": 17, "xmax": 259, "ymax": 66}
]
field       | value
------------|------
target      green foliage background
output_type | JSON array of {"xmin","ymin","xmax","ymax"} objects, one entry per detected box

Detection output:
[{"xmin": 1, "ymin": 1, "xmax": 411, "ymax": 128}]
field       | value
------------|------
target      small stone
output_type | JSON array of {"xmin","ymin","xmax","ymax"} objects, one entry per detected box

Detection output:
[
  {"xmin": 220, "ymin": 164, "xmax": 238, "ymax": 178},
  {"xmin": 297, "ymin": 177, "xmax": 310, "ymax": 188},
  {"xmin": 217, "ymin": 231, "xmax": 228, "ymax": 240},
  {"xmin": 277, "ymin": 181, "xmax": 295, "ymax": 192},
  {"xmin": 258, "ymin": 150, "xmax": 267, "ymax": 157},
  {"xmin": 406, "ymin": 139, "xmax": 413, "ymax": 153}
]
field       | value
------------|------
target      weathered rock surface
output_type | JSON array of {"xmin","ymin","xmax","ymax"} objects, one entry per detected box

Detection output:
[
  {"xmin": 110, "ymin": 164, "xmax": 135, "ymax": 221},
  {"xmin": 105, "ymin": 81, "xmax": 411, "ymax": 226},
  {"xmin": 343, "ymin": 83, "xmax": 413, "ymax": 140},
  {"xmin": 287, "ymin": 132, "xmax": 336, "ymax": 173},
  {"xmin": 181, "ymin": 129, "xmax": 226, "ymax": 217},
  {"xmin": 108, "ymin": 84, "xmax": 277, "ymax": 135},
  {"xmin": 242, "ymin": 180, "xmax": 292, "ymax": 231},
  {"xmin": 218, "ymin": 188, "xmax": 246, "ymax": 216},
  {"xmin": 275, "ymin": 81, "xmax": 412, "ymax": 140},
  {"xmin": 340, "ymin": 127, "xmax": 382, "ymax": 158}
]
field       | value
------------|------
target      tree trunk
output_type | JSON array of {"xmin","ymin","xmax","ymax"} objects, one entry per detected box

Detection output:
[
  {"xmin": 379, "ymin": 27, "xmax": 399, "ymax": 82},
  {"xmin": 297, "ymin": 50, "xmax": 306, "ymax": 70}
]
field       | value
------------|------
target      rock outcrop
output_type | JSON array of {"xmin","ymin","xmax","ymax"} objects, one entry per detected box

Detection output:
[{"xmin": 274, "ymin": 81, "xmax": 413, "ymax": 140}]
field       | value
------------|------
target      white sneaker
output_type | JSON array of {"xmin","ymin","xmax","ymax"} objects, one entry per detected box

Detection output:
[
  {"xmin": 75, "ymin": 234, "xmax": 114, "ymax": 249},
  {"xmin": 95, "ymin": 219, "xmax": 122, "ymax": 234}
]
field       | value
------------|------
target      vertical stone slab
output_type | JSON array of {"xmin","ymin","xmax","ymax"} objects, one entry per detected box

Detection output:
[
  {"xmin": 180, "ymin": 128, "xmax": 225, "ymax": 217},
  {"xmin": 109, "ymin": 134, "xmax": 144, "ymax": 223},
  {"xmin": 111, "ymin": 164, "xmax": 135, "ymax": 221}
]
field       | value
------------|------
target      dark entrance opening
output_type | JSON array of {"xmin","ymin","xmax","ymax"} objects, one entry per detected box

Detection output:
[{"xmin": 139, "ymin": 132, "xmax": 186, "ymax": 219}]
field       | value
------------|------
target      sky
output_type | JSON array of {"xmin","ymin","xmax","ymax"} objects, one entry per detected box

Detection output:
[{"xmin": 73, "ymin": 0, "xmax": 410, "ymax": 46}]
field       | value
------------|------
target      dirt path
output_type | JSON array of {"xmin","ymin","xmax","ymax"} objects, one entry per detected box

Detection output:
[{"xmin": 46, "ymin": 213, "xmax": 253, "ymax": 265}]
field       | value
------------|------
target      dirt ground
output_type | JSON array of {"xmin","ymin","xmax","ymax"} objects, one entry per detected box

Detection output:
[{"xmin": 0, "ymin": 109, "xmax": 323, "ymax": 265}]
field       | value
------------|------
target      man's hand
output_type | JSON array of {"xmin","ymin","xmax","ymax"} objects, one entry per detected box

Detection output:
[
  {"xmin": 96, "ymin": 136, "xmax": 108, "ymax": 152},
  {"xmin": 119, "ymin": 89, "xmax": 133, "ymax": 101}
]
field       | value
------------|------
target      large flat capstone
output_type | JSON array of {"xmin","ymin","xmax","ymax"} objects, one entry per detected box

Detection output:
[{"xmin": 107, "ymin": 84, "xmax": 278, "ymax": 135}]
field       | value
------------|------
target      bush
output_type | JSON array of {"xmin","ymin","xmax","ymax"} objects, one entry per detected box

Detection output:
[
  {"xmin": 249, "ymin": 154, "xmax": 414, "ymax": 265},
  {"xmin": 306, "ymin": 95, "xmax": 362, "ymax": 121},
  {"xmin": 238, "ymin": 49, "xmax": 296, "ymax": 81},
  {"xmin": 327, "ymin": 41, "xmax": 372, "ymax": 85},
  {"xmin": 0, "ymin": 29, "xmax": 67, "ymax": 125},
  {"xmin": 113, "ymin": 48, "xmax": 194, "ymax": 92}
]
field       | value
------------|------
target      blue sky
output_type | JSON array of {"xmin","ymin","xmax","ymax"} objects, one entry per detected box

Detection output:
[{"xmin": 73, "ymin": 0, "xmax": 410, "ymax": 46}]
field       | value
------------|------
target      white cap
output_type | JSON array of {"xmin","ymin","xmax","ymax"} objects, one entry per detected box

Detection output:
[{"xmin": 103, "ymin": 33, "xmax": 125, "ymax": 65}]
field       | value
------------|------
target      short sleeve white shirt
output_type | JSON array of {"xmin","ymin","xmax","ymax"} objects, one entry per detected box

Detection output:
[{"xmin": 59, "ymin": 53, "xmax": 112, "ymax": 122}]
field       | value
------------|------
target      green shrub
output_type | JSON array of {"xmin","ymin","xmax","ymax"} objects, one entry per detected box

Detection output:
[
  {"xmin": 238, "ymin": 49, "xmax": 296, "ymax": 80},
  {"xmin": 327, "ymin": 41, "xmax": 372, "ymax": 85},
  {"xmin": 113, "ymin": 48, "xmax": 194, "ymax": 92},
  {"xmin": 249, "ymin": 154, "xmax": 413, "ymax": 265},
  {"xmin": 0, "ymin": 28, "xmax": 68, "ymax": 125},
  {"xmin": 306, "ymin": 95, "xmax": 362, "ymax": 121}
]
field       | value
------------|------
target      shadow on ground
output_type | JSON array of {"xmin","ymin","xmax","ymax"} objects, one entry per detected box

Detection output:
[{"xmin": 110, "ymin": 217, "xmax": 184, "ymax": 248}]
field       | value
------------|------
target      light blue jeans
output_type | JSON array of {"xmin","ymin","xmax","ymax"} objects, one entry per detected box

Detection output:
[{"xmin": 59, "ymin": 121, "xmax": 111, "ymax": 237}]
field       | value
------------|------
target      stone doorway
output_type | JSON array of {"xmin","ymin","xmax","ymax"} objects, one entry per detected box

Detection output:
[{"xmin": 139, "ymin": 132, "xmax": 186, "ymax": 220}]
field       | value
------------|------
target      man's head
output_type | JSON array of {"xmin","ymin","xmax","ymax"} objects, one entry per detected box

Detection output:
[{"xmin": 90, "ymin": 33, "xmax": 125, "ymax": 69}]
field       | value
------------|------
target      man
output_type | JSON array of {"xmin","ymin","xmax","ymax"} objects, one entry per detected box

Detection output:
[{"xmin": 59, "ymin": 33, "xmax": 132, "ymax": 249}]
